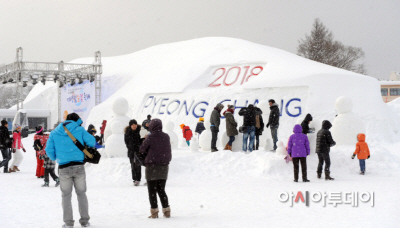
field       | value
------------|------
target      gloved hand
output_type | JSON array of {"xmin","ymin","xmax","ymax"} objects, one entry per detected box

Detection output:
[
  {"xmin": 266, "ymin": 123, "xmax": 270, "ymax": 128},
  {"xmin": 22, "ymin": 148, "xmax": 26, "ymax": 152},
  {"xmin": 12, "ymin": 149, "xmax": 16, "ymax": 153},
  {"xmin": 367, "ymin": 155, "xmax": 370, "ymax": 159},
  {"xmin": 351, "ymin": 154, "xmax": 355, "ymax": 159}
]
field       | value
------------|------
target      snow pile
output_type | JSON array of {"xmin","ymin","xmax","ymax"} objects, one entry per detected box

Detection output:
[{"xmin": 18, "ymin": 37, "xmax": 400, "ymax": 149}]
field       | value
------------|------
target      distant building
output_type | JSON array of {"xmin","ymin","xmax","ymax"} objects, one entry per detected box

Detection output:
[
  {"xmin": 389, "ymin": 72, "xmax": 400, "ymax": 81},
  {"xmin": 381, "ymin": 81, "xmax": 400, "ymax": 103}
]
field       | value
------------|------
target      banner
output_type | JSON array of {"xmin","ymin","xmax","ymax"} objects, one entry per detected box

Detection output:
[{"xmin": 60, "ymin": 80, "xmax": 95, "ymax": 127}]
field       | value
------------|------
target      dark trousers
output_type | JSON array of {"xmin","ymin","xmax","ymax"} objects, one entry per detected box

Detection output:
[
  {"xmin": 317, "ymin": 153, "xmax": 331, "ymax": 173},
  {"xmin": 228, "ymin": 136, "xmax": 235, "ymax": 146},
  {"xmin": 211, "ymin": 126, "xmax": 218, "ymax": 150},
  {"xmin": 292, "ymin": 157, "xmax": 307, "ymax": 180},
  {"xmin": 0, "ymin": 148, "xmax": 11, "ymax": 172},
  {"xmin": 254, "ymin": 134, "xmax": 260, "ymax": 150},
  {"xmin": 100, "ymin": 134, "xmax": 104, "ymax": 143},
  {"xmin": 147, "ymin": 179, "xmax": 169, "ymax": 209},
  {"xmin": 129, "ymin": 157, "xmax": 142, "ymax": 181},
  {"xmin": 271, "ymin": 127, "xmax": 278, "ymax": 150},
  {"xmin": 44, "ymin": 168, "xmax": 58, "ymax": 183}
]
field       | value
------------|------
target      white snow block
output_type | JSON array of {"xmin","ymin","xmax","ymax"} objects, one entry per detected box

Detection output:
[{"xmin": 331, "ymin": 96, "xmax": 366, "ymax": 145}]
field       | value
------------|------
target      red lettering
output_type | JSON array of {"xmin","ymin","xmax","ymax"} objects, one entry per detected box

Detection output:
[
  {"xmin": 295, "ymin": 191, "xmax": 305, "ymax": 203},
  {"xmin": 241, "ymin": 66, "xmax": 250, "ymax": 85},
  {"xmin": 208, "ymin": 68, "xmax": 226, "ymax": 87},
  {"xmin": 223, "ymin": 67, "xmax": 241, "ymax": 86},
  {"xmin": 246, "ymin": 66, "xmax": 263, "ymax": 82}
]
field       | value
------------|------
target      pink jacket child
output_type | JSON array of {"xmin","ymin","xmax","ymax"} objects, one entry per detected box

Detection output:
[
  {"xmin": 13, "ymin": 130, "xmax": 24, "ymax": 150},
  {"xmin": 9, "ymin": 125, "xmax": 26, "ymax": 172}
]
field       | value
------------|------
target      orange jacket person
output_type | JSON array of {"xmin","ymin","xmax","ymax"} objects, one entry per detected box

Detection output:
[{"xmin": 351, "ymin": 133, "xmax": 370, "ymax": 175}]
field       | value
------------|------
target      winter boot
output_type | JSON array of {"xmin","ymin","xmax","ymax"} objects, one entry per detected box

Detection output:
[
  {"xmin": 228, "ymin": 145, "xmax": 233, "ymax": 151},
  {"xmin": 9, "ymin": 168, "xmax": 16, "ymax": 172},
  {"xmin": 325, "ymin": 172, "xmax": 334, "ymax": 180},
  {"xmin": 223, "ymin": 143, "xmax": 229, "ymax": 150},
  {"xmin": 148, "ymin": 208, "xmax": 159, "ymax": 219},
  {"xmin": 360, "ymin": 171, "xmax": 365, "ymax": 175},
  {"xmin": 55, "ymin": 178, "xmax": 60, "ymax": 187},
  {"xmin": 303, "ymin": 179, "xmax": 310, "ymax": 182},
  {"xmin": 14, "ymin": 166, "xmax": 20, "ymax": 171},
  {"xmin": 162, "ymin": 207, "xmax": 171, "ymax": 218},
  {"xmin": 42, "ymin": 182, "xmax": 49, "ymax": 187},
  {"xmin": 317, "ymin": 172, "xmax": 322, "ymax": 179},
  {"xmin": 62, "ymin": 225, "xmax": 73, "ymax": 228},
  {"xmin": 293, "ymin": 179, "xmax": 298, "ymax": 182},
  {"xmin": 81, "ymin": 222, "xmax": 91, "ymax": 227},
  {"xmin": 134, "ymin": 181, "xmax": 140, "ymax": 186},
  {"xmin": 211, "ymin": 148, "xmax": 218, "ymax": 152}
]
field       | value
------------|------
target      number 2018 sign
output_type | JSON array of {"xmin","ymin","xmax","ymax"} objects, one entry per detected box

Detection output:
[{"xmin": 208, "ymin": 65, "xmax": 264, "ymax": 87}]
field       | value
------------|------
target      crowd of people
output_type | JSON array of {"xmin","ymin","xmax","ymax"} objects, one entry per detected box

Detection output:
[{"xmin": 0, "ymin": 99, "xmax": 372, "ymax": 226}]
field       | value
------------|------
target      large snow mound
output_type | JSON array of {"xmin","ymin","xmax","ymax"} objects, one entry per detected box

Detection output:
[{"xmin": 20, "ymin": 37, "xmax": 400, "ymax": 145}]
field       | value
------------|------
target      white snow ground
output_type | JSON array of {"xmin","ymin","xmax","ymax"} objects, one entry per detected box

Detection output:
[{"xmin": 1, "ymin": 134, "xmax": 399, "ymax": 228}]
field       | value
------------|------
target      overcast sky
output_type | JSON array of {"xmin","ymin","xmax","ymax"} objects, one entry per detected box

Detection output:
[{"xmin": 0, "ymin": 0, "xmax": 398, "ymax": 79}]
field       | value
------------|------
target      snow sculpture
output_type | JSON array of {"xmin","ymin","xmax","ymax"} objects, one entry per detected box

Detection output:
[
  {"xmin": 199, "ymin": 118, "xmax": 212, "ymax": 151},
  {"xmin": 331, "ymin": 96, "xmax": 366, "ymax": 145},
  {"xmin": 105, "ymin": 121, "xmax": 126, "ymax": 158},
  {"xmin": 276, "ymin": 141, "xmax": 287, "ymax": 155},
  {"xmin": 164, "ymin": 121, "xmax": 178, "ymax": 149},
  {"xmin": 190, "ymin": 135, "xmax": 199, "ymax": 152},
  {"xmin": 104, "ymin": 97, "xmax": 131, "ymax": 142},
  {"xmin": 265, "ymin": 138, "xmax": 273, "ymax": 152}
]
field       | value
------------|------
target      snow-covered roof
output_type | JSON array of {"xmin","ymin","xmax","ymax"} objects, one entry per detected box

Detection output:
[{"xmin": 380, "ymin": 81, "xmax": 400, "ymax": 86}]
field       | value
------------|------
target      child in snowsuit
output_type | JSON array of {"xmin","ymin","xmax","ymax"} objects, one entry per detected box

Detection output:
[
  {"xmin": 33, "ymin": 126, "xmax": 46, "ymax": 178},
  {"xmin": 287, "ymin": 124, "xmax": 310, "ymax": 182},
  {"xmin": 195, "ymin": 117, "xmax": 206, "ymax": 139},
  {"xmin": 351, "ymin": 133, "xmax": 370, "ymax": 175},
  {"xmin": 40, "ymin": 150, "xmax": 59, "ymax": 187},
  {"xmin": 180, "ymin": 124, "xmax": 193, "ymax": 146}
]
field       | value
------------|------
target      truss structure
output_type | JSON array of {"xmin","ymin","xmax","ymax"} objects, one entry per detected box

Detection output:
[{"xmin": 0, "ymin": 48, "xmax": 102, "ymax": 121}]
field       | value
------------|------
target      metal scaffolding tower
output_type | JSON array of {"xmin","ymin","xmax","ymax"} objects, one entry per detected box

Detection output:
[{"xmin": 0, "ymin": 47, "xmax": 102, "ymax": 122}]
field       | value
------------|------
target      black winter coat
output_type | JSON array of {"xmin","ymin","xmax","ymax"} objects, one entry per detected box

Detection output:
[
  {"xmin": 267, "ymin": 104, "xmax": 280, "ymax": 128},
  {"xmin": 0, "ymin": 126, "xmax": 11, "ymax": 149},
  {"xmin": 238, "ymin": 107, "xmax": 256, "ymax": 127},
  {"xmin": 139, "ymin": 119, "xmax": 172, "ymax": 166},
  {"xmin": 301, "ymin": 114, "xmax": 313, "ymax": 135},
  {"xmin": 316, "ymin": 120, "xmax": 336, "ymax": 153},
  {"xmin": 124, "ymin": 125, "xmax": 143, "ymax": 159},
  {"xmin": 195, "ymin": 122, "xmax": 206, "ymax": 134}
]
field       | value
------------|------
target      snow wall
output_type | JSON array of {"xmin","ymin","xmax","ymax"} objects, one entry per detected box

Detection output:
[{"xmin": 20, "ymin": 37, "xmax": 400, "ymax": 146}]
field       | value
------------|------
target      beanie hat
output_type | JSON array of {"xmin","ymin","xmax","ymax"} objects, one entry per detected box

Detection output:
[
  {"xmin": 129, "ymin": 119, "xmax": 137, "ymax": 126},
  {"xmin": 66, "ymin": 113, "xmax": 80, "ymax": 122},
  {"xmin": 199, "ymin": 117, "xmax": 204, "ymax": 122},
  {"xmin": 180, "ymin": 124, "xmax": 185, "ymax": 129}
]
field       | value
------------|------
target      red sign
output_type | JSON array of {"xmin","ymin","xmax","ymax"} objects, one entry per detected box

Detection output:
[{"xmin": 208, "ymin": 65, "xmax": 264, "ymax": 87}]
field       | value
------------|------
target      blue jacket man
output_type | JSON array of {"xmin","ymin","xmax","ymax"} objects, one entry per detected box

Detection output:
[
  {"xmin": 45, "ymin": 113, "xmax": 94, "ymax": 228},
  {"xmin": 46, "ymin": 116, "xmax": 95, "ymax": 165}
]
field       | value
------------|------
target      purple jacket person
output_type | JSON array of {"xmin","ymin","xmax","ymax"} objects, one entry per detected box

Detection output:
[
  {"xmin": 288, "ymin": 124, "xmax": 310, "ymax": 158},
  {"xmin": 288, "ymin": 124, "xmax": 310, "ymax": 182}
]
